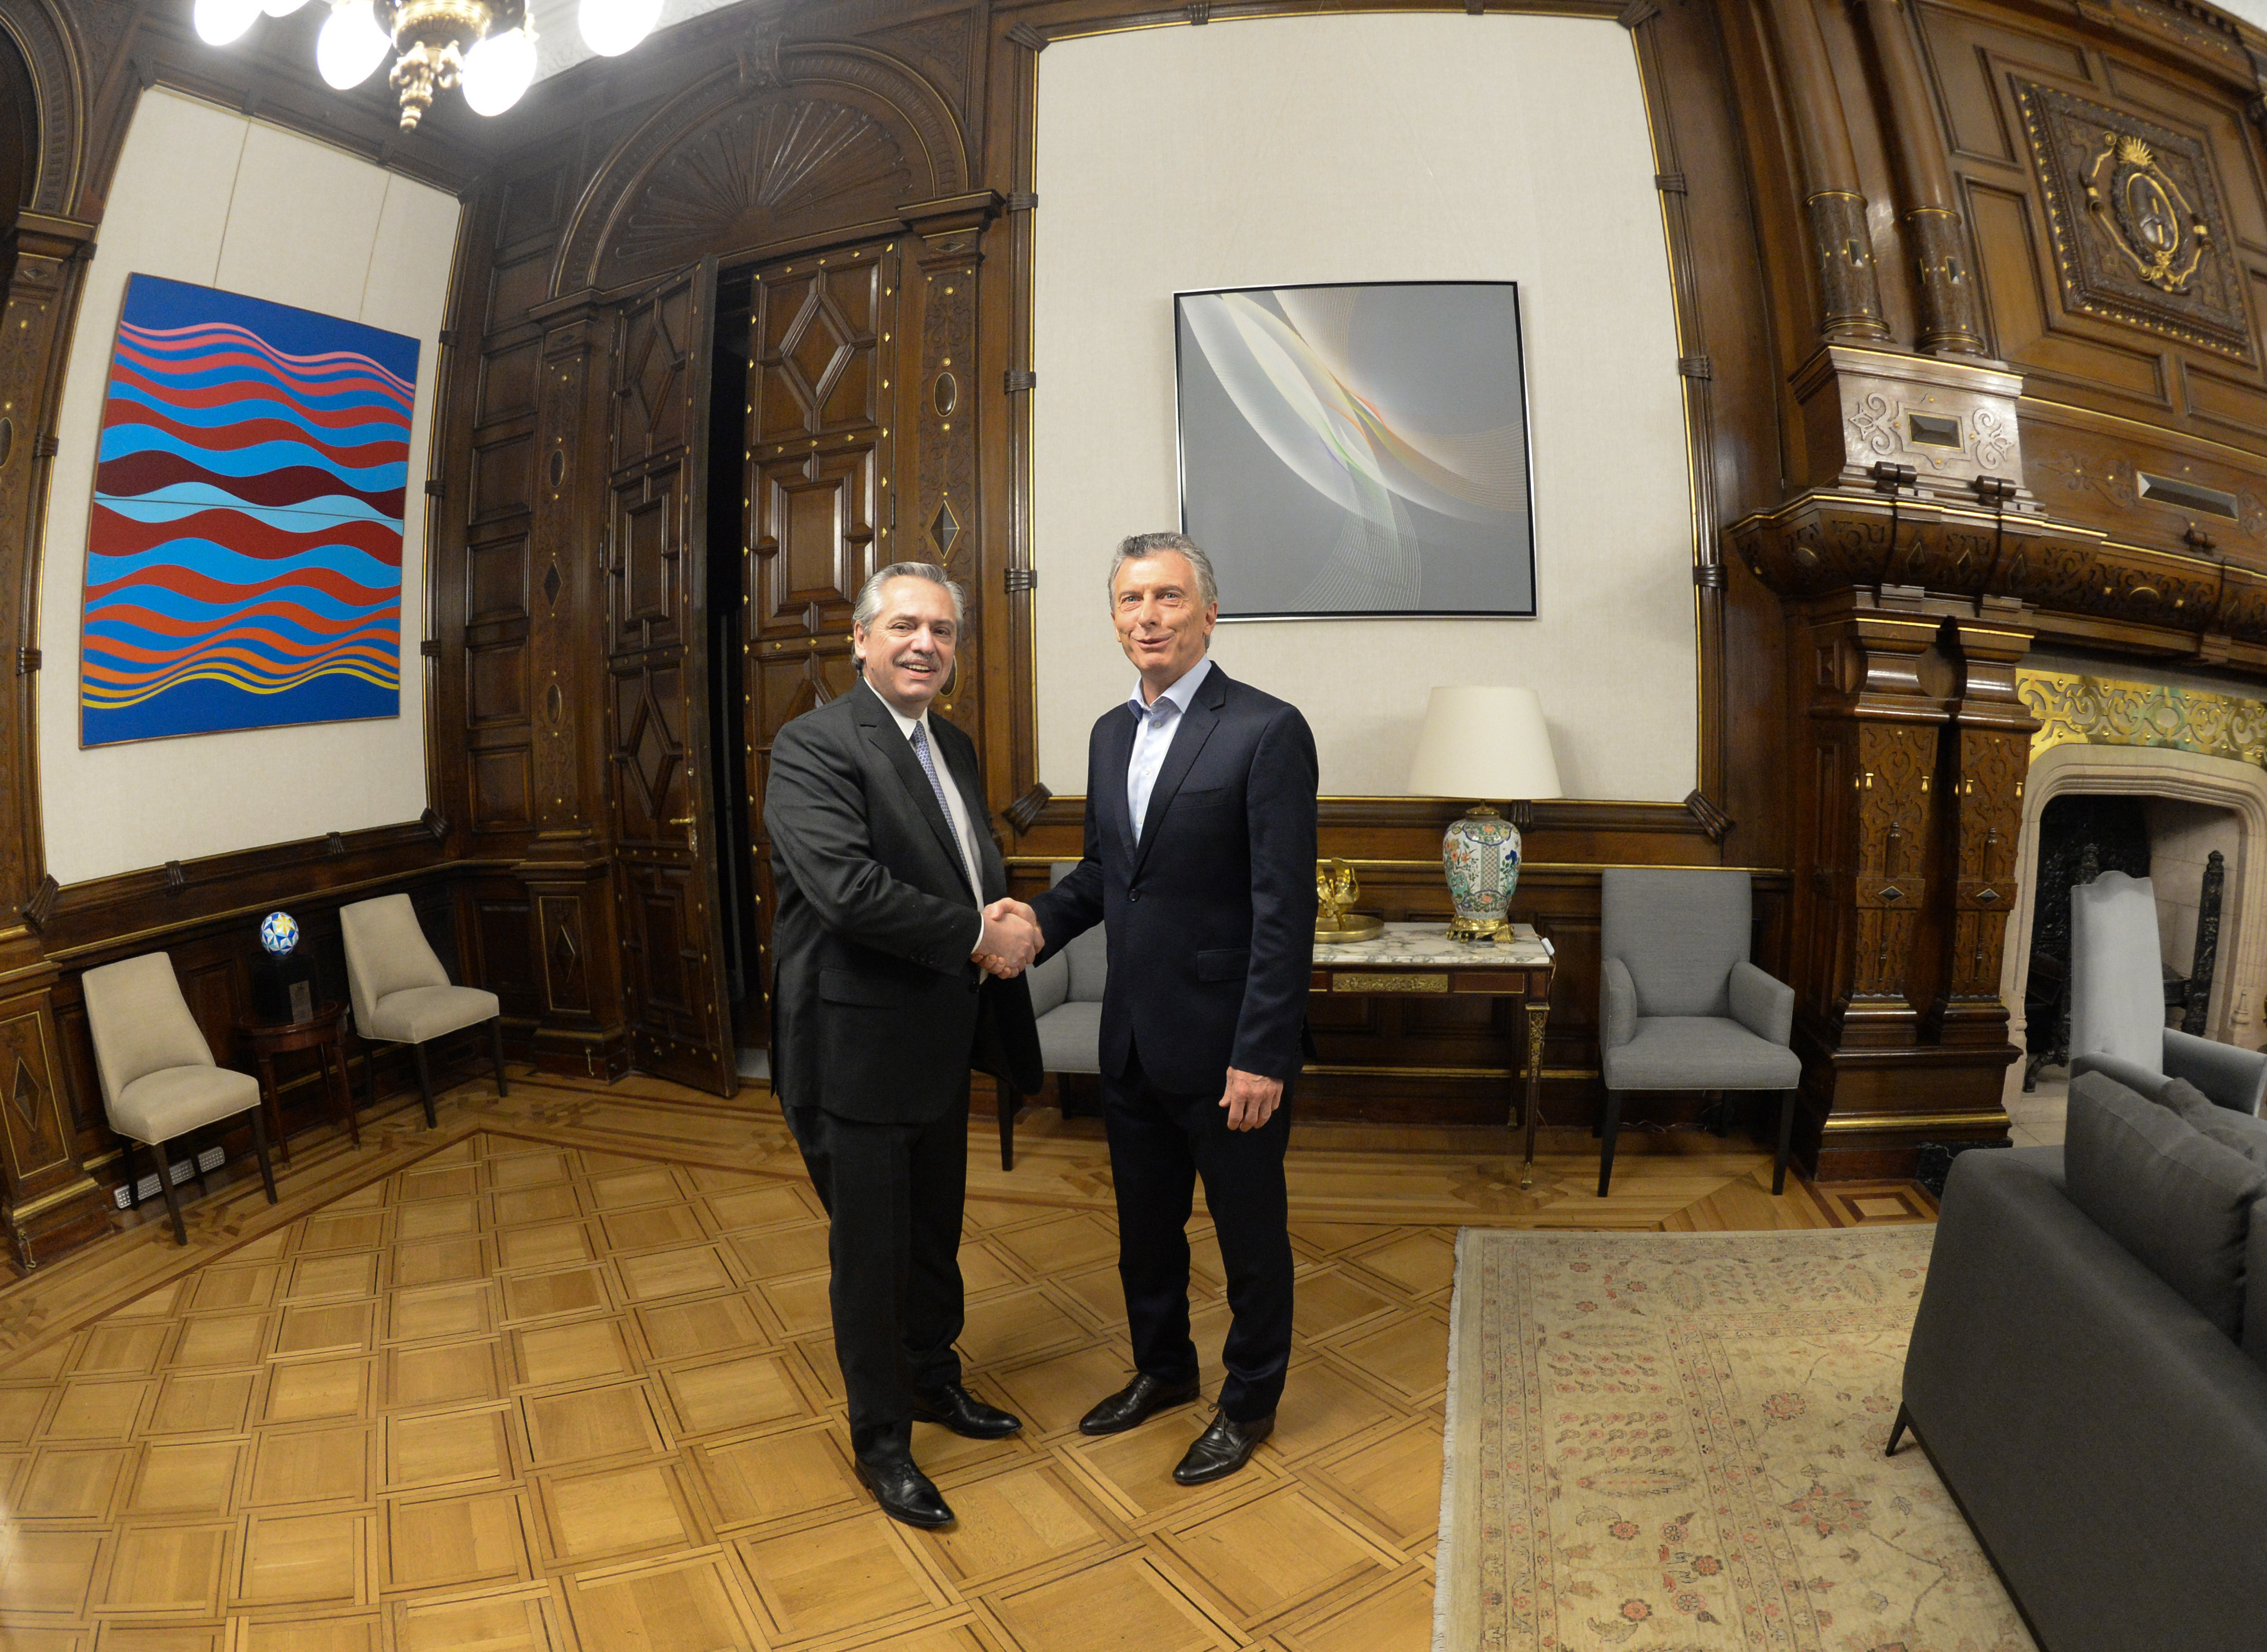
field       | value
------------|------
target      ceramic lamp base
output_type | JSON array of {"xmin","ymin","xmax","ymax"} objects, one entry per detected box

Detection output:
[{"xmin": 1440, "ymin": 804, "xmax": 1523, "ymax": 939}]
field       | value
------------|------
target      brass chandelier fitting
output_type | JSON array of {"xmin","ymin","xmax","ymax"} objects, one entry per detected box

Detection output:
[{"xmin": 377, "ymin": 0, "xmax": 524, "ymax": 130}]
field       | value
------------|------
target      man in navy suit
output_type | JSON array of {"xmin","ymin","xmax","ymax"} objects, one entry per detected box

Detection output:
[{"xmin": 1001, "ymin": 531, "xmax": 1318, "ymax": 1484}]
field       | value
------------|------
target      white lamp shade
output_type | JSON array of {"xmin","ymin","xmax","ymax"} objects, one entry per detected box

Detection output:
[
  {"xmin": 193, "ymin": 0, "xmax": 263, "ymax": 45},
  {"xmin": 461, "ymin": 26, "xmax": 536, "ymax": 115},
  {"xmin": 316, "ymin": 0, "xmax": 390, "ymax": 87},
  {"xmin": 578, "ymin": 0, "xmax": 660, "ymax": 56},
  {"xmin": 1406, "ymin": 686, "xmax": 1564, "ymax": 801}
]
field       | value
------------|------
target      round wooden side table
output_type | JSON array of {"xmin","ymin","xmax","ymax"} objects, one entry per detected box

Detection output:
[{"xmin": 236, "ymin": 1000, "xmax": 359, "ymax": 1161}]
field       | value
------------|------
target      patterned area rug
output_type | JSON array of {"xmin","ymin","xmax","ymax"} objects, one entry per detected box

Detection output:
[{"xmin": 1436, "ymin": 1227, "xmax": 2035, "ymax": 1652}]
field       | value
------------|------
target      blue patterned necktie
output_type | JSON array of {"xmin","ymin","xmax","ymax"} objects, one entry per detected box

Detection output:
[{"xmin": 909, "ymin": 722, "xmax": 977, "ymax": 895}]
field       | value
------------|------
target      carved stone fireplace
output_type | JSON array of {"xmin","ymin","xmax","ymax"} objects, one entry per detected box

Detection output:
[{"xmin": 2001, "ymin": 668, "xmax": 2267, "ymax": 1106}]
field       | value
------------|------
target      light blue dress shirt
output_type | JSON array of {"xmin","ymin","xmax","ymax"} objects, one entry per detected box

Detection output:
[{"xmin": 1125, "ymin": 656, "xmax": 1214, "ymax": 845}]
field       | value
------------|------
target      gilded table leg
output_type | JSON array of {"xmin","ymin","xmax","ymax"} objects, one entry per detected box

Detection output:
[{"xmin": 1519, "ymin": 998, "xmax": 1549, "ymax": 1190}]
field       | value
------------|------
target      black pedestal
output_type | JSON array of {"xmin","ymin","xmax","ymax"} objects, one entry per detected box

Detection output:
[{"xmin": 252, "ymin": 955, "xmax": 318, "ymax": 1025}]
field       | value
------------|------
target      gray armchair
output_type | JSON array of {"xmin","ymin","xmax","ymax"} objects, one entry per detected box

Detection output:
[
  {"xmin": 1002, "ymin": 862, "xmax": 1107, "ymax": 1169},
  {"xmin": 1598, "ymin": 868, "xmax": 1802, "ymax": 1197},
  {"xmin": 2070, "ymin": 870, "xmax": 2267, "ymax": 1115}
]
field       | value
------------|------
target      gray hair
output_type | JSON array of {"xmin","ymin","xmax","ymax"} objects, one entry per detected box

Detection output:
[
  {"xmin": 1109, "ymin": 531, "xmax": 1218, "ymax": 607},
  {"xmin": 852, "ymin": 561, "xmax": 967, "ymax": 632}
]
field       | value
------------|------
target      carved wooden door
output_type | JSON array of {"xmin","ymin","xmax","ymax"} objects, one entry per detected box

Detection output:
[
  {"xmin": 605, "ymin": 262, "xmax": 738, "ymax": 1095},
  {"xmin": 742, "ymin": 240, "xmax": 902, "ymax": 1030}
]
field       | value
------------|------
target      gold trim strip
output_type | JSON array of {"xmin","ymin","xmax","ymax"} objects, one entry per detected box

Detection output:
[
  {"xmin": 9, "ymin": 1174, "xmax": 105, "ymax": 1222},
  {"xmin": 1299, "ymin": 1064, "xmax": 1602, "ymax": 1081},
  {"xmin": 1820, "ymin": 1110, "xmax": 2011, "ymax": 1133},
  {"xmin": 1333, "ymin": 972, "xmax": 1448, "ymax": 993}
]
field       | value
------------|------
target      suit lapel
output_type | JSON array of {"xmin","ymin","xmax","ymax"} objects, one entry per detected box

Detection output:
[
  {"xmin": 1101, "ymin": 704, "xmax": 1139, "ymax": 874},
  {"xmin": 1130, "ymin": 665, "xmax": 1228, "ymax": 879},
  {"xmin": 935, "ymin": 718, "xmax": 998, "ymax": 901},
  {"xmin": 852, "ymin": 681, "xmax": 972, "ymax": 893}
]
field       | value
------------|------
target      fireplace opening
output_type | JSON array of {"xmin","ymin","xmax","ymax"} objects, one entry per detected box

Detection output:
[{"xmin": 2020, "ymin": 792, "xmax": 2236, "ymax": 1094}]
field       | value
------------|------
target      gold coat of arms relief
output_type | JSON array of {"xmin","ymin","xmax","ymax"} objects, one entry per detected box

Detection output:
[{"xmin": 2015, "ymin": 80, "xmax": 2251, "ymax": 362}]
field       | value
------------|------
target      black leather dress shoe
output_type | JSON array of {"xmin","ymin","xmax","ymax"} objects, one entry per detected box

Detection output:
[
  {"xmin": 1171, "ymin": 1410, "xmax": 1274, "ymax": 1485},
  {"xmin": 854, "ymin": 1453, "xmax": 955, "ymax": 1528},
  {"xmin": 912, "ymin": 1382, "xmax": 1023, "ymax": 1439},
  {"xmin": 1078, "ymin": 1373, "xmax": 1203, "ymax": 1436}
]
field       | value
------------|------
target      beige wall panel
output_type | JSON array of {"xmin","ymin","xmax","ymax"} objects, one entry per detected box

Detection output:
[
  {"xmin": 1031, "ymin": 14, "xmax": 1698, "ymax": 799},
  {"xmin": 35, "ymin": 88, "xmax": 460, "ymax": 885}
]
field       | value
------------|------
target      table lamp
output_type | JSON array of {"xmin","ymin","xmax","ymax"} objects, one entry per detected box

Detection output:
[{"xmin": 1406, "ymin": 687, "xmax": 1564, "ymax": 940}]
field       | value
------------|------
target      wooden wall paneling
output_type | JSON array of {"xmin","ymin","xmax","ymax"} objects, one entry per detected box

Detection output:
[
  {"xmin": 981, "ymin": 15, "xmax": 1041, "ymax": 818},
  {"xmin": 508, "ymin": 292, "xmax": 631, "ymax": 1080},
  {"xmin": 901, "ymin": 194, "xmax": 998, "ymax": 760},
  {"xmin": 740, "ymin": 237, "xmax": 903, "ymax": 1040},
  {"xmin": 0, "ymin": 1, "xmax": 106, "ymax": 1261},
  {"xmin": 604, "ymin": 266, "xmax": 737, "ymax": 1093},
  {"xmin": 0, "ymin": 970, "xmax": 106, "ymax": 1268}
]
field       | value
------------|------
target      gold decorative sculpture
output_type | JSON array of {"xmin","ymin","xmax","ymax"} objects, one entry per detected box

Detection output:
[{"xmin": 1315, "ymin": 859, "xmax": 1384, "ymax": 941}]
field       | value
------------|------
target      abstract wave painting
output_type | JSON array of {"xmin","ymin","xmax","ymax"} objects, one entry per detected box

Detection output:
[
  {"xmin": 1175, "ymin": 282, "xmax": 1535, "ymax": 618},
  {"xmin": 79, "ymin": 274, "xmax": 418, "ymax": 746}
]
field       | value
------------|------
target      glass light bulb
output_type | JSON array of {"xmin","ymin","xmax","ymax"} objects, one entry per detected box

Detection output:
[
  {"xmin": 577, "ymin": 0, "xmax": 659, "ymax": 57},
  {"xmin": 261, "ymin": 0, "xmax": 310, "ymax": 16},
  {"xmin": 460, "ymin": 26, "xmax": 535, "ymax": 116},
  {"xmin": 192, "ymin": 0, "xmax": 262, "ymax": 45},
  {"xmin": 315, "ymin": 0, "xmax": 390, "ymax": 88}
]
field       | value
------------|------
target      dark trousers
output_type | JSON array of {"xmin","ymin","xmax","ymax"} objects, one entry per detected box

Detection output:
[
  {"xmin": 786, "ymin": 1095, "xmax": 969, "ymax": 1463},
  {"xmin": 1103, "ymin": 1043, "xmax": 1295, "ymax": 1422}
]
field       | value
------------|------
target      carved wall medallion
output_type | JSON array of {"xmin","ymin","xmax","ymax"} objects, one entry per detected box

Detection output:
[{"xmin": 2015, "ymin": 80, "xmax": 2252, "ymax": 360}]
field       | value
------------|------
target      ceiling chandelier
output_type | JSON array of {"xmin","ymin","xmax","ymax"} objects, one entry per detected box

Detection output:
[{"xmin": 191, "ymin": 0, "xmax": 664, "ymax": 130}]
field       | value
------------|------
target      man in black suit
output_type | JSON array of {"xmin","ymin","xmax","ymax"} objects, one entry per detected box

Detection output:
[
  {"xmin": 765, "ymin": 561, "xmax": 1044, "ymax": 1528},
  {"xmin": 1005, "ymin": 531, "xmax": 1318, "ymax": 1485}
]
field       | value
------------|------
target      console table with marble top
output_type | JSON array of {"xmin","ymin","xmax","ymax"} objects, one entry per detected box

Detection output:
[{"xmin": 1311, "ymin": 922, "xmax": 1558, "ymax": 1187}]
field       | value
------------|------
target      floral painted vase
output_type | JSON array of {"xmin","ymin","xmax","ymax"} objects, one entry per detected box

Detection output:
[{"xmin": 1442, "ymin": 806, "xmax": 1520, "ymax": 938}]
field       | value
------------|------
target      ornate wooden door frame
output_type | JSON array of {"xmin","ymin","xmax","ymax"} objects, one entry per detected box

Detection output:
[{"xmin": 603, "ymin": 258, "xmax": 738, "ymax": 1095}]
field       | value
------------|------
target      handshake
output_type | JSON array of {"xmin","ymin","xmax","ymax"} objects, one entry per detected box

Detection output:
[{"xmin": 972, "ymin": 898, "xmax": 1046, "ymax": 979}]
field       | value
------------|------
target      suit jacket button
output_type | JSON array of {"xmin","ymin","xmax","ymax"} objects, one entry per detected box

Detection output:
[{"xmin": 1128, "ymin": 890, "xmax": 1142, "ymax": 903}]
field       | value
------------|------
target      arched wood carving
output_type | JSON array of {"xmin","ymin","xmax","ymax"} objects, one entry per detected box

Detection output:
[
  {"xmin": 555, "ymin": 44, "xmax": 968, "ymax": 295},
  {"xmin": 0, "ymin": 0, "xmax": 92, "ymax": 217}
]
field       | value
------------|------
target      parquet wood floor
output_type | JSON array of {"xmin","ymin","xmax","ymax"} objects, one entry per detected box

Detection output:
[{"xmin": 0, "ymin": 1071, "xmax": 1916, "ymax": 1651}]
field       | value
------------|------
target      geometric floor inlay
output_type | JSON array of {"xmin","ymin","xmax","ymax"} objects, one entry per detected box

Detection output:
[{"xmin": 0, "ymin": 1069, "xmax": 1909, "ymax": 1650}]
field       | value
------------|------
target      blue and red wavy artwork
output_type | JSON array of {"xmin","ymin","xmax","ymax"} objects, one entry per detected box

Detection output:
[{"xmin": 79, "ymin": 275, "xmax": 419, "ymax": 746}]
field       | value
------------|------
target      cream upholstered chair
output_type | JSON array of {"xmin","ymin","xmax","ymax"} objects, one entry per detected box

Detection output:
[
  {"xmin": 83, "ymin": 951, "xmax": 275, "ymax": 1244},
  {"xmin": 341, "ymin": 893, "xmax": 506, "ymax": 1128}
]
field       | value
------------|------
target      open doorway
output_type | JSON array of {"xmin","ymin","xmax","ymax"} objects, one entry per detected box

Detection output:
[{"xmin": 706, "ymin": 267, "xmax": 764, "ymax": 1075}]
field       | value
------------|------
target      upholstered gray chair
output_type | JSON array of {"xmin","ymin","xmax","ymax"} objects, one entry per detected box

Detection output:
[
  {"xmin": 341, "ymin": 893, "xmax": 506, "ymax": 1129},
  {"xmin": 83, "ymin": 951, "xmax": 276, "ymax": 1244},
  {"xmin": 1598, "ymin": 868, "xmax": 1802, "ymax": 1197},
  {"xmin": 1003, "ymin": 862, "xmax": 1107, "ymax": 1168},
  {"xmin": 2070, "ymin": 870, "xmax": 2267, "ymax": 1114}
]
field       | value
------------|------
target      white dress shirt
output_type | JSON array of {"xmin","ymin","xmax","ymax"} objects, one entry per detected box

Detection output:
[
  {"xmin": 881, "ymin": 700, "xmax": 986, "ymax": 951},
  {"xmin": 1126, "ymin": 656, "xmax": 1214, "ymax": 845}
]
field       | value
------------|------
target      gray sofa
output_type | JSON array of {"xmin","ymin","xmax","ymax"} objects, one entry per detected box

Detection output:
[{"xmin": 1894, "ymin": 1067, "xmax": 2267, "ymax": 1651}]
